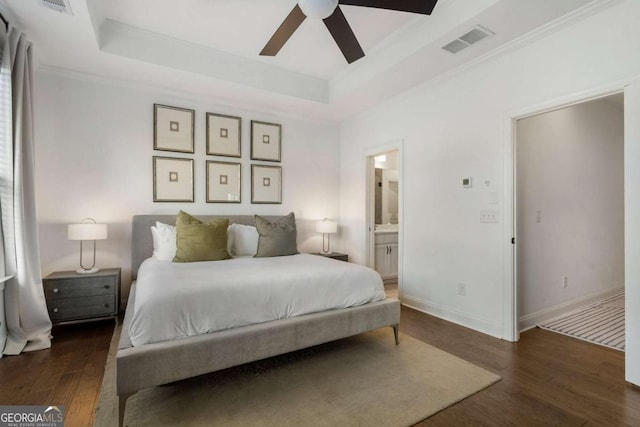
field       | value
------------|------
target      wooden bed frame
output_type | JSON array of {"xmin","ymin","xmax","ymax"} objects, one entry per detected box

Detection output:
[{"xmin": 116, "ymin": 215, "xmax": 401, "ymax": 426}]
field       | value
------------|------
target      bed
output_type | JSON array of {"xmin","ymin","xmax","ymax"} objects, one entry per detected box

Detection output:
[{"xmin": 116, "ymin": 215, "xmax": 401, "ymax": 426}]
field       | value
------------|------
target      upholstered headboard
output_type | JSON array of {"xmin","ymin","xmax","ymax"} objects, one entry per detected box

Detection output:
[{"xmin": 131, "ymin": 214, "xmax": 282, "ymax": 280}]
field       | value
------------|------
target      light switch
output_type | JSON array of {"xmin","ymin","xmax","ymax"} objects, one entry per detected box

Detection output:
[
  {"xmin": 480, "ymin": 210, "xmax": 499, "ymax": 223},
  {"xmin": 536, "ymin": 210, "xmax": 542, "ymax": 223}
]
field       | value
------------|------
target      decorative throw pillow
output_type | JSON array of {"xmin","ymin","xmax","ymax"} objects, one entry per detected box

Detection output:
[
  {"xmin": 175, "ymin": 210, "xmax": 203, "ymax": 226},
  {"xmin": 254, "ymin": 213, "xmax": 299, "ymax": 257},
  {"xmin": 227, "ymin": 223, "xmax": 259, "ymax": 257},
  {"xmin": 173, "ymin": 211, "xmax": 230, "ymax": 262},
  {"xmin": 151, "ymin": 221, "xmax": 176, "ymax": 261}
]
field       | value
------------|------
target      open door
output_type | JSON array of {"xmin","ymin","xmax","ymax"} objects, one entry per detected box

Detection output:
[{"xmin": 365, "ymin": 145, "xmax": 402, "ymax": 299}]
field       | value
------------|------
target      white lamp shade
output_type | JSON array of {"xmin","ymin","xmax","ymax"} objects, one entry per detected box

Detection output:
[
  {"xmin": 298, "ymin": 0, "xmax": 338, "ymax": 19},
  {"xmin": 316, "ymin": 219, "xmax": 338, "ymax": 234},
  {"xmin": 68, "ymin": 223, "xmax": 108, "ymax": 241}
]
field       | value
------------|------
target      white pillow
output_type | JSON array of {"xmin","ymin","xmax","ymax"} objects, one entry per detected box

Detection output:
[
  {"xmin": 150, "ymin": 221, "xmax": 177, "ymax": 261},
  {"xmin": 227, "ymin": 223, "xmax": 259, "ymax": 257}
]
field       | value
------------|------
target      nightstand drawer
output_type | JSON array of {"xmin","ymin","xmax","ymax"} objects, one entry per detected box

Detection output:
[
  {"xmin": 47, "ymin": 295, "xmax": 116, "ymax": 322},
  {"xmin": 44, "ymin": 276, "xmax": 116, "ymax": 300}
]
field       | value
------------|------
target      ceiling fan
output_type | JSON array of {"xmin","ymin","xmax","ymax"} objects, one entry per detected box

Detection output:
[{"xmin": 260, "ymin": 0, "xmax": 439, "ymax": 64}]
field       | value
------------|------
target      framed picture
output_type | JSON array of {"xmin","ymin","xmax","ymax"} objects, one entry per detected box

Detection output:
[
  {"xmin": 153, "ymin": 156, "xmax": 194, "ymax": 202},
  {"xmin": 251, "ymin": 164, "xmax": 282, "ymax": 204},
  {"xmin": 251, "ymin": 120, "xmax": 281, "ymax": 162},
  {"xmin": 207, "ymin": 113, "xmax": 241, "ymax": 158},
  {"xmin": 206, "ymin": 161, "xmax": 241, "ymax": 203},
  {"xmin": 154, "ymin": 104, "xmax": 195, "ymax": 153}
]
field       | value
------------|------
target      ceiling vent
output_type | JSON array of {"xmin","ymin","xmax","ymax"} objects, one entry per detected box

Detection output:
[
  {"xmin": 442, "ymin": 25, "xmax": 494, "ymax": 54},
  {"xmin": 39, "ymin": 0, "xmax": 73, "ymax": 15}
]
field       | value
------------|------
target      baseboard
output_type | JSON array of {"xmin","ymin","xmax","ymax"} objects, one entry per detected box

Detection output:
[
  {"xmin": 518, "ymin": 285, "xmax": 624, "ymax": 331},
  {"xmin": 402, "ymin": 295, "xmax": 503, "ymax": 339}
]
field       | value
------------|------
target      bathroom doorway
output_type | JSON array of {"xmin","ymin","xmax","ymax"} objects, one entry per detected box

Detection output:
[{"xmin": 366, "ymin": 147, "xmax": 402, "ymax": 299}]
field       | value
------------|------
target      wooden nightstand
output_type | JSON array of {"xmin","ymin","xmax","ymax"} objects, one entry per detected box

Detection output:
[
  {"xmin": 43, "ymin": 268, "xmax": 120, "ymax": 324},
  {"xmin": 311, "ymin": 252, "xmax": 349, "ymax": 262}
]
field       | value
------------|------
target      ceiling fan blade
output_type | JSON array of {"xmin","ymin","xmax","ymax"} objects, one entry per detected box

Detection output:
[
  {"xmin": 260, "ymin": 4, "xmax": 306, "ymax": 56},
  {"xmin": 338, "ymin": 0, "xmax": 438, "ymax": 15},
  {"xmin": 323, "ymin": 7, "xmax": 365, "ymax": 64}
]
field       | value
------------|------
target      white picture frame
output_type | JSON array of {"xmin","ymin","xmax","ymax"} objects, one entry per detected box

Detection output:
[
  {"xmin": 251, "ymin": 120, "xmax": 281, "ymax": 162},
  {"xmin": 251, "ymin": 164, "xmax": 282, "ymax": 204},
  {"xmin": 206, "ymin": 161, "xmax": 241, "ymax": 203},
  {"xmin": 153, "ymin": 156, "xmax": 194, "ymax": 202}
]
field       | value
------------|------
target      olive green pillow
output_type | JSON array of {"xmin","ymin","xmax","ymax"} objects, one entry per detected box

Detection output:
[
  {"xmin": 173, "ymin": 212, "xmax": 230, "ymax": 262},
  {"xmin": 175, "ymin": 210, "xmax": 203, "ymax": 226},
  {"xmin": 254, "ymin": 213, "xmax": 299, "ymax": 258}
]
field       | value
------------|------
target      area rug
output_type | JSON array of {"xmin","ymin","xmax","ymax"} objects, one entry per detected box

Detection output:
[
  {"xmin": 539, "ymin": 293, "xmax": 625, "ymax": 351},
  {"xmin": 94, "ymin": 325, "xmax": 500, "ymax": 427}
]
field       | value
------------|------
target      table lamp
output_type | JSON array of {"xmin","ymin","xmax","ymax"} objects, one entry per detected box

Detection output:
[
  {"xmin": 316, "ymin": 218, "xmax": 337, "ymax": 254},
  {"xmin": 68, "ymin": 218, "xmax": 108, "ymax": 274}
]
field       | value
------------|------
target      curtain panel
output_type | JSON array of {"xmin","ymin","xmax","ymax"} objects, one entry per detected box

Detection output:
[{"xmin": 0, "ymin": 24, "xmax": 52, "ymax": 356}]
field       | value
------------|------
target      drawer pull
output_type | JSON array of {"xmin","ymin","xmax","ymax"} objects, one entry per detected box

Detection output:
[
  {"xmin": 104, "ymin": 304, "xmax": 110, "ymax": 308},
  {"xmin": 53, "ymin": 308, "xmax": 58, "ymax": 313},
  {"xmin": 103, "ymin": 285, "xmax": 110, "ymax": 289},
  {"xmin": 53, "ymin": 288, "xmax": 59, "ymax": 293}
]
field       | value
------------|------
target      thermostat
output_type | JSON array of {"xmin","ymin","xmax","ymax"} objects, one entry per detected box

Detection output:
[{"xmin": 462, "ymin": 177, "xmax": 472, "ymax": 188}]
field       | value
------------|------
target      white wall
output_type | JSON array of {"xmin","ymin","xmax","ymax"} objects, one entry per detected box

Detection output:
[
  {"xmin": 33, "ymin": 71, "xmax": 341, "ymax": 299},
  {"xmin": 624, "ymin": 82, "xmax": 640, "ymax": 387},
  {"xmin": 516, "ymin": 98, "xmax": 624, "ymax": 325},
  {"xmin": 339, "ymin": 0, "xmax": 640, "ymax": 340}
]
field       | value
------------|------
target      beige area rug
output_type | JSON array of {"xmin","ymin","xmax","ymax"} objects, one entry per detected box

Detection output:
[{"xmin": 95, "ymin": 326, "xmax": 500, "ymax": 427}]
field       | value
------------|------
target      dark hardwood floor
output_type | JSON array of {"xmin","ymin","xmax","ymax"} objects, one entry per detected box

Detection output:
[
  {"xmin": 1, "ymin": 307, "xmax": 638, "ymax": 426},
  {"xmin": 403, "ymin": 308, "xmax": 640, "ymax": 426},
  {"xmin": 0, "ymin": 321, "xmax": 113, "ymax": 427}
]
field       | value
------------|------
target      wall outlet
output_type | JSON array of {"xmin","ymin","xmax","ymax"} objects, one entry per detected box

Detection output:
[
  {"xmin": 562, "ymin": 276, "xmax": 568, "ymax": 288},
  {"xmin": 457, "ymin": 283, "xmax": 467, "ymax": 296}
]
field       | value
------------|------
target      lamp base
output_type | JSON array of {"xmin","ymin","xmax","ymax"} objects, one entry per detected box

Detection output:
[{"xmin": 76, "ymin": 268, "xmax": 100, "ymax": 275}]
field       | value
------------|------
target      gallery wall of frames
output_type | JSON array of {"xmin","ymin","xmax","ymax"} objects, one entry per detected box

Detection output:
[{"xmin": 152, "ymin": 104, "xmax": 283, "ymax": 204}]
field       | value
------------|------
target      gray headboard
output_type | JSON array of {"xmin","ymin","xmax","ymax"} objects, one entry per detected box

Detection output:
[{"xmin": 131, "ymin": 214, "xmax": 282, "ymax": 280}]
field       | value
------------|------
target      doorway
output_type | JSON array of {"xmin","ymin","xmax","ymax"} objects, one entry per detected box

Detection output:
[
  {"xmin": 366, "ymin": 146, "xmax": 402, "ymax": 300},
  {"xmin": 514, "ymin": 93, "xmax": 625, "ymax": 348}
]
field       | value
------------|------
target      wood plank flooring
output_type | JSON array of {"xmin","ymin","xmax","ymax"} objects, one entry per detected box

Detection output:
[
  {"xmin": 1, "ymin": 307, "xmax": 639, "ymax": 426},
  {"xmin": 0, "ymin": 321, "xmax": 113, "ymax": 427}
]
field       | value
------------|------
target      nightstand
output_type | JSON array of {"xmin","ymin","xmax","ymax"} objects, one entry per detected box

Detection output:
[
  {"xmin": 43, "ymin": 268, "xmax": 120, "ymax": 324},
  {"xmin": 311, "ymin": 252, "xmax": 349, "ymax": 262}
]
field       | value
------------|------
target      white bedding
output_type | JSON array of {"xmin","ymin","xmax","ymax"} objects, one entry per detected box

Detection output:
[{"xmin": 129, "ymin": 254, "xmax": 386, "ymax": 346}]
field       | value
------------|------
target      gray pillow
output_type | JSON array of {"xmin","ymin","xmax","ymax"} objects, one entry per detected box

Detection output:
[{"xmin": 254, "ymin": 213, "xmax": 299, "ymax": 257}]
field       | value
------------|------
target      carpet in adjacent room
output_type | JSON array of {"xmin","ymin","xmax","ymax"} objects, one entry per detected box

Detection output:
[{"xmin": 539, "ymin": 293, "xmax": 625, "ymax": 351}]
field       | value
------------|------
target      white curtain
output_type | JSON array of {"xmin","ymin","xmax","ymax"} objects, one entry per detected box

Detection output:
[{"xmin": 0, "ymin": 25, "xmax": 51, "ymax": 356}]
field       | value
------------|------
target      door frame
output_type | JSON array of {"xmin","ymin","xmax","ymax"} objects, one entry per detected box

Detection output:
[
  {"xmin": 365, "ymin": 140, "xmax": 404, "ymax": 298},
  {"xmin": 502, "ymin": 83, "xmax": 626, "ymax": 342}
]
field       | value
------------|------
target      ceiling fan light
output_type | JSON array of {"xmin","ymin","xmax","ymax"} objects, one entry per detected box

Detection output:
[{"xmin": 298, "ymin": 0, "xmax": 338, "ymax": 19}]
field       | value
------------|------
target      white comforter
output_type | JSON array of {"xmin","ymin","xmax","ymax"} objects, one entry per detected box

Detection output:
[{"xmin": 129, "ymin": 254, "xmax": 386, "ymax": 346}]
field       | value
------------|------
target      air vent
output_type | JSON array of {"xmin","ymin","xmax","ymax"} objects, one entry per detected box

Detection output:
[
  {"xmin": 442, "ymin": 39, "xmax": 468, "ymax": 54},
  {"xmin": 442, "ymin": 25, "xmax": 494, "ymax": 54},
  {"xmin": 39, "ymin": 0, "xmax": 73, "ymax": 15}
]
